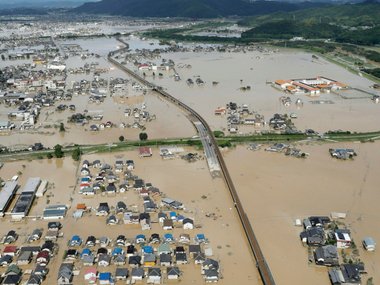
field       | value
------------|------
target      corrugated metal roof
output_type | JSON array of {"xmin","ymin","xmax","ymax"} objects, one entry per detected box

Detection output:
[
  {"xmin": 42, "ymin": 209, "xmax": 66, "ymax": 218},
  {"xmin": 0, "ymin": 181, "xmax": 18, "ymax": 212},
  {"xmin": 22, "ymin": 177, "xmax": 41, "ymax": 194}
]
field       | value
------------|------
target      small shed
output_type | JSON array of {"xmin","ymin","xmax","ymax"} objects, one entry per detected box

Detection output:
[{"xmin": 363, "ymin": 237, "xmax": 376, "ymax": 251}]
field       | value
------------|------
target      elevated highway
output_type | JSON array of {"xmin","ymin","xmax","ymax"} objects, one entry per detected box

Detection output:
[{"xmin": 108, "ymin": 41, "xmax": 276, "ymax": 285}]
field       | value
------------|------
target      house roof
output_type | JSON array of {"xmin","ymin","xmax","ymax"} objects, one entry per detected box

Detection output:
[
  {"xmin": 203, "ymin": 258, "xmax": 219, "ymax": 270},
  {"xmin": 114, "ymin": 254, "xmax": 126, "ymax": 262},
  {"xmin": 3, "ymin": 274, "xmax": 22, "ymax": 285},
  {"xmin": 158, "ymin": 243, "xmax": 171, "ymax": 253},
  {"xmin": 164, "ymin": 233, "xmax": 174, "ymax": 240},
  {"xmin": 66, "ymin": 249, "xmax": 78, "ymax": 256},
  {"xmin": 189, "ymin": 244, "xmax": 201, "ymax": 253},
  {"xmin": 139, "ymin": 147, "xmax": 152, "ymax": 156},
  {"xmin": 315, "ymin": 245, "xmax": 338, "ymax": 262},
  {"xmin": 144, "ymin": 253, "xmax": 156, "ymax": 262},
  {"xmin": 167, "ymin": 266, "xmax": 180, "ymax": 276},
  {"xmin": 47, "ymin": 221, "xmax": 61, "ymax": 229},
  {"xmin": 31, "ymin": 228, "xmax": 43, "ymax": 236},
  {"xmin": 148, "ymin": 267, "xmax": 161, "ymax": 277},
  {"xmin": 0, "ymin": 255, "xmax": 13, "ymax": 264},
  {"xmin": 98, "ymin": 254, "xmax": 111, "ymax": 262},
  {"xmin": 58, "ymin": 263, "xmax": 74, "ymax": 279},
  {"xmin": 6, "ymin": 264, "xmax": 21, "ymax": 275},
  {"xmin": 84, "ymin": 267, "xmax": 97, "ymax": 275},
  {"xmin": 112, "ymin": 247, "xmax": 123, "ymax": 255},
  {"xmin": 82, "ymin": 248, "xmax": 92, "ymax": 256},
  {"xmin": 107, "ymin": 215, "xmax": 118, "ymax": 224},
  {"xmin": 129, "ymin": 255, "xmax": 141, "ymax": 265},
  {"xmin": 115, "ymin": 267, "xmax": 129, "ymax": 277},
  {"xmin": 71, "ymin": 235, "xmax": 81, "ymax": 241},
  {"xmin": 99, "ymin": 272, "xmax": 111, "ymax": 280},
  {"xmin": 42, "ymin": 241, "xmax": 54, "ymax": 251},
  {"xmin": 160, "ymin": 253, "xmax": 172, "ymax": 263},
  {"xmin": 27, "ymin": 274, "xmax": 43, "ymax": 285},
  {"xmin": 363, "ymin": 237, "xmax": 376, "ymax": 246},
  {"xmin": 275, "ymin": 79, "xmax": 289, "ymax": 85},
  {"xmin": 117, "ymin": 201, "xmax": 126, "ymax": 209},
  {"xmin": 176, "ymin": 252, "xmax": 187, "ymax": 261},
  {"xmin": 82, "ymin": 255, "xmax": 95, "ymax": 264},
  {"xmin": 4, "ymin": 245, "xmax": 18, "ymax": 253},
  {"xmin": 33, "ymin": 264, "xmax": 48, "ymax": 275},
  {"xmin": 131, "ymin": 267, "xmax": 144, "ymax": 277},
  {"xmin": 194, "ymin": 252, "xmax": 206, "ymax": 262},
  {"xmin": 36, "ymin": 251, "xmax": 49, "ymax": 259},
  {"xmin": 204, "ymin": 269, "xmax": 219, "ymax": 278},
  {"xmin": 143, "ymin": 246, "xmax": 154, "ymax": 254}
]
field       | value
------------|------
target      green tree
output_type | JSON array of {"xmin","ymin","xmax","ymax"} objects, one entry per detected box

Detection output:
[
  {"xmin": 213, "ymin": 130, "xmax": 225, "ymax": 138},
  {"xmin": 119, "ymin": 135, "xmax": 125, "ymax": 142},
  {"xmin": 59, "ymin": 123, "xmax": 65, "ymax": 132},
  {"xmin": 71, "ymin": 146, "xmax": 81, "ymax": 161},
  {"xmin": 139, "ymin": 132, "xmax": 148, "ymax": 141},
  {"xmin": 54, "ymin": 144, "xmax": 64, "ymax": 158},
  {"xmin": 1, "ymin": 54, "xmax": 5, "ymax": 61}
]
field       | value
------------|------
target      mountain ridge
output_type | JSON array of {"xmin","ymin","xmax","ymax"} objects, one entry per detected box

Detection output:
[{"xmin": 74, "ymin": 0, "xmax": 329, "ymax": 18}]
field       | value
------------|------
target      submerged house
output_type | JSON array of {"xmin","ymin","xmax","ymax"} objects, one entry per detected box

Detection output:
[
  {"xmin": 131, "ymin": 268, "xmax": 144, "ymax": 282},
  {"xmin": 57, "ymin": 263, "xmax": 74, "ymax": 285},
  {"xmin": 329, "ymin": 264, "xmax": 364, "ymax": 285},
  {"xmin": 147, "ymin": 268, "xmax": 161, "ymax": 284},
  {"xmin": 167, "ymin": 266, "xmax": 181, "ymax": 280},
  {"xmin": 314, "ymin": 245, "xmax": 339, "ymax": 266},
  {"xmin": 84, "ymin": 267, "xmax": 97, "ymax": 284},
  {"xmin": 300, "ymin": 227, "xmax": 325, "ymax": 246},
  {"xmin": 115, "ymin": 267, "xmax": 129, "ymax": 280},
  {"xmin": 3, "ymin": 264, "xmax": 22, "ymax": 285}
]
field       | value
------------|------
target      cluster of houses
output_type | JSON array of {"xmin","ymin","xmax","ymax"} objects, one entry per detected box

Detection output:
[
  {"xmin": 329, "ymin": 149, "xmax": 357, "ymax": 160},
  {"xmin": 78, "ymin": 158, "xmax": 197, "ymax": 232},
  {"xmin": 0, "ymin": 59, "xmax": 73, "ymax": 130},
  {"xmin": 265, "ymin": 143, "xmax": 308, "ymax": 158},
  {"xmin": 65, "ymin": 98, "xmax": 154, "ymax": 132},
  {"xmin": 298, "ymin": 216, "xmax": 374, "ymax": 285},
  {"xmin": 2, "ymin": 37, "xmax": 58, "ymax": 63},
  {"xmin": 52, "ymin": 157, "xmax": 222, "ymax": 284},
  {"xmin": 109, "ymin": 78, "xmax": 129, "ymax": 97},
  {"xmin": 268, "ymin": 113, "xmax": 295, "ymax": 131},
  {"xmin": 58, "ymin": 231, "xmax": 220, "ymax": 284},
  {"xmin": 0, "ymin": 222, "xmax": 62, "ymax": 285},
  {"xmin": 137, "ymin": 59, "xmax": 174, "ymax": 73},
  {"xmin": 158, "ymin": 146, "xmax": 185, "ymax": 160},
  {"xmin": 214, "ymin": 102, "xmax": 265, "ymax": 134},
  {"xmin": 60, "ymin": 43, "xmax": 100, "ymax": 59},
  {"xmin": 0, "ymin": 39, "xmax": 132, "ymax": 133},
  {"xmin": 78, "ymin": 158, "xmax": 140, "ymax": 196},
  {"xmin": 274, "ymin": 76, "xmax": 347, "ymax": 96},
  {"xmin": 67, "ymin": 62, "xmax": 108, "ymax": 75}
]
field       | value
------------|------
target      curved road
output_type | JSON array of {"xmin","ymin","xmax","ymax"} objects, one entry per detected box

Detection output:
[{"xmin": 108, "ymin": 40, "xmax": 276, "ymax": 285}]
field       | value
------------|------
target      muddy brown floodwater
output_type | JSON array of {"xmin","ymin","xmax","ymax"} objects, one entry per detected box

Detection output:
[
  {"xmin": 0, "ymin": 149, "xmax": 260, "ymax": 285},
  {"xmin": 224, "ymin": 141, "xmax": 380, "ymax": 285}
]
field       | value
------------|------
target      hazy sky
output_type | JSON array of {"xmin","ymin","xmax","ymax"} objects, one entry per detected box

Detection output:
[
  {"xmin": 0, "ymin": 0, "xmax": 99, "ymax": 3},
  {"xmin": 0, "ymin": 0, "xmax": 100, "ymax": 6}
]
